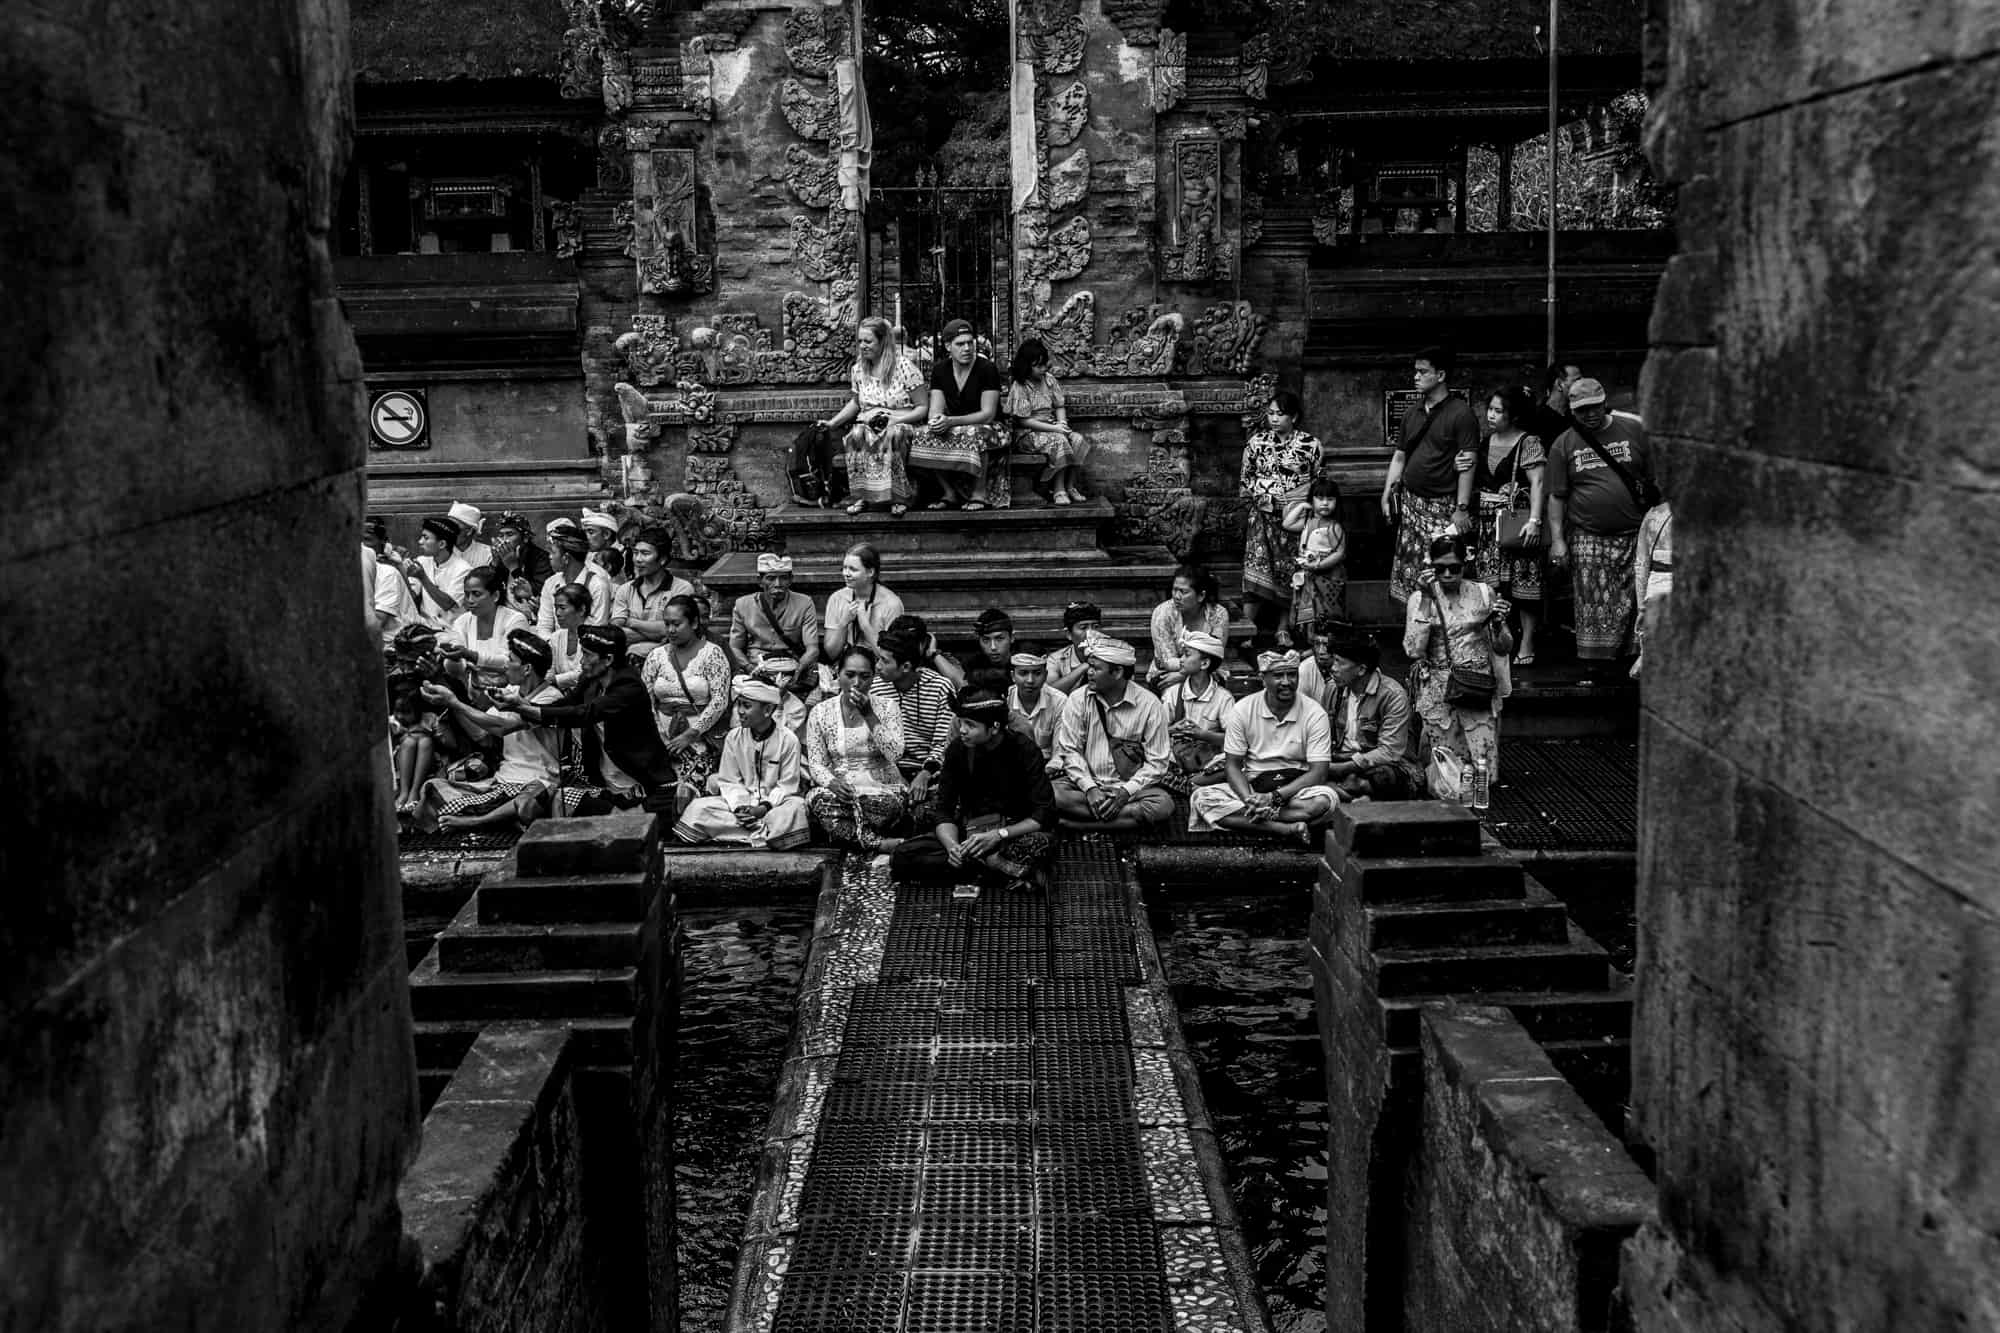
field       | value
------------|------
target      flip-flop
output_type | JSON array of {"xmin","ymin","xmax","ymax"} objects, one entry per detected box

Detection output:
[
  {"xmin": 890, "ymin": 504, "xmax": 908, "ymax": 517},
  {"xmin": 962, "ymin": 502, "xmax": 988, "ymax": 512},
  {"xmin": 926, "ymin": 501, "xmax": 949, "ymax": 511},
  {"xmin": 1514, "ymin": 652, "xmax": 1536, "ymax": 666},
  {"xmin": 845, "ymin": 501, "xmax": 866, "ymax": 515}
]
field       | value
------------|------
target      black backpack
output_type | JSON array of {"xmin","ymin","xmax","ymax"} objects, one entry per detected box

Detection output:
[{"xmin": 788, "ymin": 422, "xmax": 841, "ymax": 506}]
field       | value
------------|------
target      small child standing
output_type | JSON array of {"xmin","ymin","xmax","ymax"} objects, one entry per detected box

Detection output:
[
  {"xmin": 390, "ymin": 688, "xmax": 441, "ymax": 818},
  {"xmin": 1286, "ymin": 476, "xmax": 1348, "ymax": 635}
]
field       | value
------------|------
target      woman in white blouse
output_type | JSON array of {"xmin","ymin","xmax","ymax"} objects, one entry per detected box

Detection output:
[
  {"xmin": 440, "ymin": 566, "xmax": 529, "ymax": 693},
  {"xmin": 641, "ymin": 594, "xmax": 733, "ymax": 795}
]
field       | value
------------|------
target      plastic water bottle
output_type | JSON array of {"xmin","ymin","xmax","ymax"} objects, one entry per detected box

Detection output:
[{"xmin": 1469, "ymin": 759, "xmax": 1490, "ymax": 811}]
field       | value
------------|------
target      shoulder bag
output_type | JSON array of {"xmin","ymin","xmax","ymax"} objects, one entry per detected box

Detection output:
[
  {"xmin": 1167, "ymin": 685, "xmax": 1221, "ymax": 775},
  {"xmin": 1571, "ymin": 422, "xmax": 1662, "ymax": 512},
  {"xmin": 1091, "ymin": 696, "xmax": 1149, "ymax": 781}
]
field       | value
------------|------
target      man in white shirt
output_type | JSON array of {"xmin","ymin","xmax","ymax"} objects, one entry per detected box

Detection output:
[
  {"xmin": 449, "ymin": 501, "xmax": 492, "ymax": 568},
  {"xmin": 536, "ymin": 523, "xmax": 615, "ymax": 636},
  {"xmin": 1050, "ymin": 635, "xmax": 1174, "ymax": 831},
  {"xmin": 1189, "ymin": 650, "xmax": 1338, "ymax": 841},
  {"xmin": 363, "ymin": 517, "xmax": 422, "ymax": 648},
  {"xmin": 1006, "ymin": 651, "xmax": 1067, "ymax": 768},
  {"xmin": 403, "ymin": 516, "xmax": 471, "ymax": 628},
  {"xmin": 673, "ymin": 678, "xmax": 810, "ymax": 849}
]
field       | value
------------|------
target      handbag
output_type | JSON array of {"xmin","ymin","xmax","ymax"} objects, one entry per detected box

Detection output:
[
  {"xmin": 1091, "ymin": 696, "xmax": 1149, "ymax": 782},
  {"xmin": 1167, "ymin": 686, "xmax": 1222, "ymax": 774},
  {"xmin": 1495, "ymin": 486, "xmax": 1543, "ymax": 552},
  {"xmin": 1571, "ymin": 422, "xmax": 1662, "ymax": 512}
]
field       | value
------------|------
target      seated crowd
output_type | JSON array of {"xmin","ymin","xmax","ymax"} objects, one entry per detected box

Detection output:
[{"xmin": 370, "ymin": 501, "xmax": 1453, "ymax": 886}]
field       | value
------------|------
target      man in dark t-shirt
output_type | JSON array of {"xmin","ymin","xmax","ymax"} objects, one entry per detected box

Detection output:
[
  {"xmin": 1382, "ymin": 345, "xmax": 1480, "ymax": 603},
  {"xmin": 909, "ymin": 318, "xmax": 1007, "ymax": 509}
]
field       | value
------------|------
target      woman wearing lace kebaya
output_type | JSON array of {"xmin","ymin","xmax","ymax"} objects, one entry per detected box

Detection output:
[
  {"xmin": 640, "ymin": 594, "xmax": 732, "ymax": 795},
  {"xmin": 804, "ymin": 645, "xmax": 909, "ymax": 852}
]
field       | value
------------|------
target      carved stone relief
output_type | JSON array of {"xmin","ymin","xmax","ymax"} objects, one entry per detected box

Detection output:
[
  {"xmin": 781, "ymin": 79, "xmax": 839, "ymax": 141},
  {"xmin": 1240, "ymin": 33, "xmax": 1271, "ymax": 100},
  {"xmin": 1188, "ymin": 302, "xmax": 1267, "ymax": 376},
  {"xmin": 614, "ymin": 315, "xmax": 679, "ymax": 387},
  {"xmin": 790, "ymin": 212, "xmax": 856, "ymax": 283},
  {"xmin": 678, "ymin": 37, "xmax": 716, "ymax": 118},
  {"xmin": 1241, "ymin": 196, "xmax": 1264, "ymax": 249},
  {"xmin": 551, "ymin": 201, "xmax": 582, "ymax": 259},
  {"xmin": 1100, "ymin": 0, "xmax": 1163, "ymax": 44},
  {"xmin": 1162, "ymin": 136, "xmax": 1224, "ymax": 282},
  {"xmin": 783, "ymin": 7, "xmax": 839, "ymax": 77},
  {"xmin": 1152, "ymin": 30, "xmax": 1187, "ymax": 112},
  {"xmin": 1041, "ymin": 81, "xmax": 1089, "ymax": 147},
  {"xmin": 559, "ymin": 0, "xmax": 605, "ymax": 102},
  {"xmin": 782, "ymin": 145, "xmax": 841, "ymax": 209},
  {"xmin": 1045, "ymin": 147, "xmax": 1090, "ymax": 212},
  {"xmin": 601, "ymin": 47, "xmax": 633, "ymax": 115},
  {"xmin": 598, "ymin": 125, "xmax": 632, "ymax": 189},
  {"xmin": 634, "ymin": 148, "xmax": 714, "ymax": 296},
  {"xmin": 1038, "ymin": 17, "xmax": 1086, "ymax": 74}
]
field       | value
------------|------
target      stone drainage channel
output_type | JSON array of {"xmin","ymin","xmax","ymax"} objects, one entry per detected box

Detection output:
[{"xmin": 720, "ymin": 840, "xmax": 1274, "ymax": 1333}]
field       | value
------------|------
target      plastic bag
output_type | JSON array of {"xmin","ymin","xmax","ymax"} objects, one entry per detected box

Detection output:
[{"xmin": 1426, "ymin": 746, "xmax": 1465, "ymax": 802}]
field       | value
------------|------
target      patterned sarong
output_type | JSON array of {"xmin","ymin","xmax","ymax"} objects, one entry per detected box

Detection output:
[
  {"xmin": 1570, "ymin": 529, "xmax": 1639, "ymax": 660},
  {"xmin": 1241, "ymin": 507, "xmax": 1296, "ymax": 605},
  {"xmin": 909, "ymin": 424, "xmax": 1010, "ymax": 508},
  {"xmin": 844, "ymin": 422, "xmax": 913, "ymax": 506},
  {"xmin": 1390, "ymin": 492, "xmax": 1462, "ymax": 604}
]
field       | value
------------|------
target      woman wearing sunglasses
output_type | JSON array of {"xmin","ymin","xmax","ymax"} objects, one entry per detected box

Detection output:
[{"xmin": 1403, "ymin": 532, "xmax": 1513, "ymax": 788}]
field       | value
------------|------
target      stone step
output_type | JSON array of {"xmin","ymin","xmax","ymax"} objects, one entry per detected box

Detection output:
[
  {"xmin": 703, "ymin": 545, "xmax": 1182, "ymax": 631},
  {"xmin": 414, "ymin": 1015, "xmax": 637, "ymax": 1074},
  {"xmin": 1380, "ymin": 987, "xmax": 1633, "ymax": 1048},
  {"xmin": 1325, "ymin": 852, "xmax": 1526, "ymax": 906},
  {"xmin": 1363, "ymin": 886, "xmax": 1569, "ymax": 952},
  {"xmin": 1329, "ymin": 801, "xmax": 1485, "ymax": 860},
  {"xmin": 1388, "ymin": 1035, "xmax": 1632, "ymax": 1107},
  {"xmin": 408, "ymin": 948, "xmax": 640, "ymax": 1023},
  {"xmin": 437, "ymin": 897, "xmax": 644, "ymax": 973},
  {"xmin": 1371, "ymin": 925, "xmax": 1611, "ymax": 998},
  {"xmin": 476, "ymin": 868, "xmax": 652, "ymax": 925},
  {"xmin": 762, "ymin": 497, "xmax": 1117, "ymax": 559},
  {"xmin": 515, "ymin": 811, "xmax": 659, "ymax": 878}
]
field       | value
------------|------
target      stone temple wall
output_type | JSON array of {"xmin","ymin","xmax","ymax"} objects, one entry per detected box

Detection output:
[
  {"xmin": 0, "ymin": 1, "xmax": 418, "ymax": 1328},
  {"xmin": 1622, "ymin": 1, "xmax": 2000, "ymax": 1326}
]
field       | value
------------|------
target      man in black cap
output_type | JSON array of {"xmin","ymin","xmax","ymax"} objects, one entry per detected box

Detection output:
[
  {"xmin": 890, "ymin": 689, "xmax": 1057, "ymax": 890},
  {"xmin": 1317, "ymin": 626, "xmax": 1419, "ymax": 800},
  {"xmin": 497, "ymin": 624, "xmax": 679, "ymax": 814}
]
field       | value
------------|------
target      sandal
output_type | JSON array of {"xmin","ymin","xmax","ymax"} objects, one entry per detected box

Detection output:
[
  {"xmin": 890, "ymin": 503, "xmax": 908, "ymax": 517},
  {"xmin": 845, "ymin": 500, "xmax": 866, "ymax": 515},
  {"xmin": 1514, "ymin": 652, "xmax": 1536, "ymax": 667},
  {"xmin": 926, "ymin": 500, "xmax": 950, "ymax": 511},
  {"xmin": 1053, "ymin": 493, "xmax": 1071, "ymax": 506},
  {"xmin": 963, "ymin": 501, "xmax": 988, "ymax": 512}
]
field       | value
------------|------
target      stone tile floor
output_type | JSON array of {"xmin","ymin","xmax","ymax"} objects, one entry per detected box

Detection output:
[{"xmin": 732, "ymin": 842, "xmax": 1269, "ymax": 1333}]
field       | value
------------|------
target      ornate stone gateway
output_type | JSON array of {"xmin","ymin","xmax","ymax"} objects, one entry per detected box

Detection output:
[{"xmin": 865, "ymin": 185, "xmax": 1014, "ymax": 360}]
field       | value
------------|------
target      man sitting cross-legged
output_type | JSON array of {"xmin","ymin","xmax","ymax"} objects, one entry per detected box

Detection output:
[
  {"xmin": 673, "ymin": 676, "xmax": 810, "ymax": 849},
  {"xmin": 1051, "ymin": 634, "xmax": 1175, "ymax": 833},
  {"xmin": 1189, "ymin": 649, "xmax": 1340, "ymax": 843},
  {"xmin": 890, "ymin": 690, "xmax": 1057, "ymax": 890},
  {"xmin": 1317, "ymin": 626, "xmax": 1421, "ymax": 801}
]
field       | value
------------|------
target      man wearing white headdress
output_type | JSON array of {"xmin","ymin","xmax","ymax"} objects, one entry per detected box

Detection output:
[
  {"xmin": 449, "ymin": 501, "xmax": 492, "ymax": 568},
  {"xmin": 728, "ymin": 552, "xmax": 822, "ymax": 687},
  {"xmin": 672, "ymin": 676, "xmax": 810, "ymax": 849},
  {"xmin": 1189, "ymin": 649, "xmax": 1339, "ymax": 842},
  {"xmin": 581, "ymin": 507, "xmax": 626, "ymax": 582},
  {"xmin": 1051, "ymin": 634, "xmax": 1174, "ymax": 831}
]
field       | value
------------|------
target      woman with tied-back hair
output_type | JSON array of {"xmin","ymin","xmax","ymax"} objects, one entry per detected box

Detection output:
[
  {"xmin": 818, "ymin": 315, "xmax": 927, "ymax": 518},
  {"xmin": 640, "ymin": 593, "xmax": 733, "ymax": 794},
  {"xmin": 821, "ymin": 542, "xmax": 906, "ymax": 663},
  {"xmin": 1238, "ymin": 388, "xmax": 1326, "ymax": 648},
  {"xmin": 437, "ymin": 565, "xmax": 530, "ymax": 694},
  {"xmin": 1003, "ymin": 336, "xmax": 1093, "ymax": 505},
  {"xmin": 548, "ymin": 582, "xmax": 594, "ymax": 690},
  {"xmin": 804, "ymin": 645, "xmax": 910, "ymax": 853}
]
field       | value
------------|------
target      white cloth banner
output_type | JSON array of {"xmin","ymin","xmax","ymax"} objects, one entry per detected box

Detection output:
[
  {"xmin": 835, "ymin": 56, "xmax": 873, "ymax": 212},
  {"xmin": 1011, "ymin": 58, "xmax": 1039, "ymax": 214}
]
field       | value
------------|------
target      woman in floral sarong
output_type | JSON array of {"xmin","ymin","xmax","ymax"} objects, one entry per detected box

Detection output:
[
  {"xmin": 908, "ymin": 319, "xmax": 1009, "ymax": 511},
  {"xmin": 821, "ymin": 316, "xmax": 926, "ymax": 517},
  {"xmin": 1238, "ymin": 389, "xmax": 1324, "ymax": 646},
  {"xmin": 1003, "ymin": 337, "xmax": 1092, "ymax": 504}
]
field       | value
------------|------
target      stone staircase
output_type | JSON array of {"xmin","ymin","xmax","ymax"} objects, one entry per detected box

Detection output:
[
  {"xmin": 407, "ymin": 814, "xmax": 668, "ymax": 1111},
  {"xmin": 702, "ymin": 497, "xmax": 1185, "ymax": 644},
  {"xmin": 1309, "ymin": 799, "xmax": 1635, "ymax": 1328}
]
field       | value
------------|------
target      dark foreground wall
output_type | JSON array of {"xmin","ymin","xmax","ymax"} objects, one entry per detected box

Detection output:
[
  {"xmin": 1627, "ymin": 1, "xmax": 2000, "ymax": 1326},
  {"xmin": 0, "ymin": 2, "xmax": 417, "ymax": 1328}
]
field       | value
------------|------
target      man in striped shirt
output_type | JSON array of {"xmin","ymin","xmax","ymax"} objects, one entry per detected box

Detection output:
[{"xmin": 872, "ymin": 630, "xmax": 958, "ymax": 824}]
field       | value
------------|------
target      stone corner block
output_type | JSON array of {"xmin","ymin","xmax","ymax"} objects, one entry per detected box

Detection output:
[
  {"xmin": 516, "ymin": 811, "xmax": 661, "ymax": 878},
  {"xmin": 1327, "ymin": 801, "xmax": 1482, "ymax": 860}
]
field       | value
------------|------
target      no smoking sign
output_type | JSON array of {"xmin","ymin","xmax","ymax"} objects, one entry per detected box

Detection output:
[{"xmin": 368, "ymin": 388, "xmax": 430, "ymax": 451}]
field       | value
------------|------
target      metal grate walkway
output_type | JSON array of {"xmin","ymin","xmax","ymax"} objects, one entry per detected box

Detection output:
[
  {"xmin": 726, "ymin": 842, "xmax": 1270, "ymax": 1333},
  {"xmin": 1484, "ymin": 737, "xmax": 1638, "ymax": 854}
]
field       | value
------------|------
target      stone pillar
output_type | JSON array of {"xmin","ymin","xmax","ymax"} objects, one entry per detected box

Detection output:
[
  {"xmin": 0, "ymin": 3, "xmax": 417, "ymax": 1329},
  {"xmin": 1624, "ymin": 1, "xmax": 2000, "ymax": 1326}
]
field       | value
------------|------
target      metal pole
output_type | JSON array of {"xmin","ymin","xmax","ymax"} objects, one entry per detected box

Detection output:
[{"xmin": 1545, "ymin": 0, "xmax": 1558, "ymax": 365}]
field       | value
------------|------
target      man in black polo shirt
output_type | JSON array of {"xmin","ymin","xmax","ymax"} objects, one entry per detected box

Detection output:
[
  {"xmin": 890, "ymin": 690, "xmax": 1057, "ymax": 891},
  {"xmin": 1381, "ymin": 344, "xmax": 1479, "ymax": 608}
]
